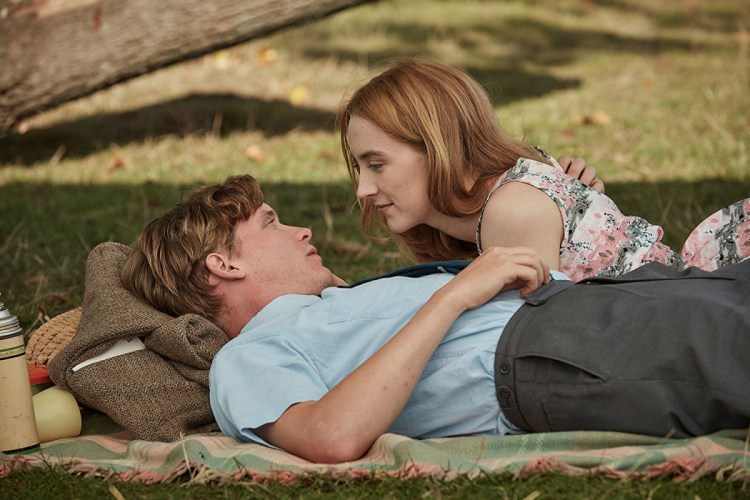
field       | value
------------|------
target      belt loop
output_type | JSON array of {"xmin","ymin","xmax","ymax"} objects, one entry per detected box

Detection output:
[{"xmin": 523, "ymin": 279, "xmax": 574, "ymax": 306}]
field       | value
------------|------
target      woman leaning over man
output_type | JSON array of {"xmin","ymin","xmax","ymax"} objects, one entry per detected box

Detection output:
[{"xmin": 339, "ymin": 58, "xmax": 749, "ymax": 280}]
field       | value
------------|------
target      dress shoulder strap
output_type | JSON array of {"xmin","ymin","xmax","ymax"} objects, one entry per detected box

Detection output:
[
  {"xmin": 475, "ymin": 149, "xmax": 558, "ymax": 254},
  {"xmin": 475, "ymin": 178, "xmax": 505, "ymax": 255}
]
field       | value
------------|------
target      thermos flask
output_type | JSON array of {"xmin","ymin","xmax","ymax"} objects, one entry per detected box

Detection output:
[{"xmin": 0, "ymin": 295, "xmax": 40, "ymax": 454}]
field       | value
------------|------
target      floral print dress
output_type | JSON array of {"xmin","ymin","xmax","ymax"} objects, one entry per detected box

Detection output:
[{"xmin": 476, "ymin": 158, "xmax": 750, "ymax": 281}]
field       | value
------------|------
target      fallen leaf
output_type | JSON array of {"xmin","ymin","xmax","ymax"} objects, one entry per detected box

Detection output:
[
  {"xmin": 214, "ymin": 50, "xmax": 233, "ymax": 70},
  {"xmin": 576, "ymin": 110, "xmax": 611, "ymax": 126},
  {"xmin": 108, "ymin": 155, "xmax": 125, "ymax": 172},
  {"xmin": 243, "ymin": 145, "xmax": 266, "ymax": 162},
  {"xmin": 257, "ymin": 47, "xmax": 278, "ymax": 65},
  {"xmin": 289, "ymin": 86, "xmax": 309, "ymax": 105},
  {"xmin": 562, "ymin": 127, "xmax": 576, "ymax": 137}
]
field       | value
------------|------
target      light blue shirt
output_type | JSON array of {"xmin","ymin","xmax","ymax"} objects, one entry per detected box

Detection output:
[{"xmin": 210, "ymin": 270, "xmax": 569, "ymax": 447}]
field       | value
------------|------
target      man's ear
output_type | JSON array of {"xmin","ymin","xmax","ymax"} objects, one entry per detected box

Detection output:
[{"xmin": 206, "ymin": 252, "xmax": 246, "ymax": 281}]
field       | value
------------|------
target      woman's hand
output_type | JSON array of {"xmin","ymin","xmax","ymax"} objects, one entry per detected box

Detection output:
[
  {"xmin": 438, "ymin": 246, "xmax": 550, "ymax": 312},
  {"xmin": 331, "ymin": 274, "xmax": 349, "ymax": 286},
  {"xmin": 256, "ymin": 246, "xmax": 549, "ymax": 463},
  {"xmin": 558, "ymin": 155, "xmax": 605, "ymax": 193}
]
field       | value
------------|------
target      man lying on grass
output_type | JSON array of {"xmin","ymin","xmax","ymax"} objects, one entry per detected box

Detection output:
[{"xmin": 122, "ymin": 174, "xmax": 750, "ymax": 464}]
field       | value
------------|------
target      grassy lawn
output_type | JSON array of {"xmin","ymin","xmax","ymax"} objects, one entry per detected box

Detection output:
[
  {"xmin": 1, "ymin": 0, "xmax": 749, "ymax": 496},
  {"xmin": 3, "ymin": 465, "xmax": 749, "ymax": 499}
]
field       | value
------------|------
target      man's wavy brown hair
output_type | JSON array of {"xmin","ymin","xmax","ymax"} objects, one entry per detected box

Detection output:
[{"xmin": 121, "ymin": 175, "xmax": 264, "ymax": 321}]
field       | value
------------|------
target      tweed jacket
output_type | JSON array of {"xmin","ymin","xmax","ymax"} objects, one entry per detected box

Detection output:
[{"xmin": 48, "ymin": 242, "xmax": 228, "ymax": 441}]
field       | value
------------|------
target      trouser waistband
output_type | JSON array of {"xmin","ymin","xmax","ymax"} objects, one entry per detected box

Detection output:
[
  {"xmin": 492, "ymin": 261, "xmax": 750, "ymax": 437},
  {"xmin": 493, "ymin": 278, "xmax": 573, "ymax": 431}
]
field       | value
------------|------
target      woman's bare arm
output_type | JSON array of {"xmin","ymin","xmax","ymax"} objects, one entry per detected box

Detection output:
[{"xmin": 478, "ymin": 182, "xmax": 564, "ymax": 271}]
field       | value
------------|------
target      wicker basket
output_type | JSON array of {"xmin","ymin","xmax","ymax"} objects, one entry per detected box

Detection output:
[{"xmin": 25, "ymin": 307, "xmax": 82, "ymax": 366}]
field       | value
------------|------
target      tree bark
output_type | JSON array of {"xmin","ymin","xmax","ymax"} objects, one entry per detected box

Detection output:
[{"xmin": 0, "ymin": 0, "xmax": 374, "ymax": 133}]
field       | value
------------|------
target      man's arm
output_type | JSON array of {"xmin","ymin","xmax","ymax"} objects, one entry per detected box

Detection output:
[{"xmin": 255, "ymin": 247, "xmax": 550, "ymax": 463}]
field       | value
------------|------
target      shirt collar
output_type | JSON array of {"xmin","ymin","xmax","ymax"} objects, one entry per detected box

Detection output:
[{"xmin": 241, "ymin": 294, "xmax": 321, "ymax": 334}]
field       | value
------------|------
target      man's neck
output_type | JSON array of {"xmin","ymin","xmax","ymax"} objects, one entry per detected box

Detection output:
[
  {"xmin": 217, "ymin": 313, "xmax": 248, "ymax": 340},
  {"xmin": 216, "ymin": 300, "xmax": 263, "ymax": 339}
]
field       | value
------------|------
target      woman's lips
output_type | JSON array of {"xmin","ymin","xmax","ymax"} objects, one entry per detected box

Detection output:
[{"xmin": 377, "ymin": 203, "xmax": 393, "ymax": 214}]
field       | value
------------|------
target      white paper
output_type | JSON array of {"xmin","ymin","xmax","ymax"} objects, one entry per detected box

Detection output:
[{"xmin": 71, "ymin": 337, "xmax": 146, "ymax": 372}]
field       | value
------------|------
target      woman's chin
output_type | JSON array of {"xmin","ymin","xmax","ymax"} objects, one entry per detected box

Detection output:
[
  {"xmin": 384, "ymin": 219, "xmax": 402, "ymax": 232},
  {"xmin": 382, "ymin": 213, "xmax": 419, "ymax": 234},
  {"xmin": 386, "ymin": 222, "xmax": 414, "ymax": 235}
]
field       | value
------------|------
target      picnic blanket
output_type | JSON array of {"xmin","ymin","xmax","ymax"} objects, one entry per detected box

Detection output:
[
  {"xmin": 2, "ymin": 412, "xmax": 748, "ymax": 484},
  {"xmin": 9, "ymin": 243, "xmax": 749, "ymax": 484}
]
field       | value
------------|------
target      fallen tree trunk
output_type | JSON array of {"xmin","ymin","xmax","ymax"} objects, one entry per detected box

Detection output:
[{"xmin": 0, "ymin": 0, "xmax": 374, "ymax": 133}]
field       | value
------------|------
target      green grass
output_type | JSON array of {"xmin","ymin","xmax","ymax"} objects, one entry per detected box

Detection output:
[
  {"xmin": 1, "ymin": 0, "xmax": 749, "ymax": 495},
  {"xmin": 2, "ymin": 466, "xmax": 749, "ymax": 499}
]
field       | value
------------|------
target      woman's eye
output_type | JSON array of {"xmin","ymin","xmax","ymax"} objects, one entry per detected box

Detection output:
[{"xmin": 368, "ymin": 163, "xmax": 382, "ymax": 171}]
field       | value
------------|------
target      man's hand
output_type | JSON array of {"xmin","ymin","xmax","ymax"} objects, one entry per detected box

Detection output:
[{"xmin": 558, "ymin": 155, "xmax": 605, "ymax": 193}]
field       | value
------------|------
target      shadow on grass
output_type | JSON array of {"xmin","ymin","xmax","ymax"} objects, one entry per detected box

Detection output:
[
  {"xmin": 291, "ymin": 4, "xmax": 733, "ymax": 107},
  {"xmin": 600, "ymin": 0, "xmax": 747, "ymax": 33},
  {"xmin": 1, "ymin": 176, "xmax": 748, "ymax": 327},
  {"xmin": 305, "ymin": 12, "xmax": 706, "ymax": 70},
  {"xmin": 0, "ymin": 93, "xmax": 337, "ymax": 166},
  {"xmin": 298, "ymin": 4, "xmax": 725, "ymax": 97},
  {"xmin": 5, "ymin": 0, "xmax": 742, "ymax": 166},
  {"xmin": 0, "ymin": 67, "xmax": 584, "ymax": 167},
  {"xmin": 0, "ymin": 69, "xmax": 582, "ymax": 166}
]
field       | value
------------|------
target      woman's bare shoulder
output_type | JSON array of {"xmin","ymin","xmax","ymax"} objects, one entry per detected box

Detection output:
[{"xmin": 480, "ymin": 181, "xmax": 563, "ymax": 267}]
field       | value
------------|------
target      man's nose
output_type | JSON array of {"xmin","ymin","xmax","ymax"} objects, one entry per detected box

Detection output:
[
  {"xmin": 294, "ymin": 226, "xmax": 312, "ymax": 242},
  {"xmin": 356, "ymin": 171, "xmax": 377, "ymax": 199}
]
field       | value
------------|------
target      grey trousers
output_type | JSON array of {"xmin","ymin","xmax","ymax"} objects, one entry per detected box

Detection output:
[{"xmin": 494, "ymin": 259, "xmax": 750, "ymax": 438}]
